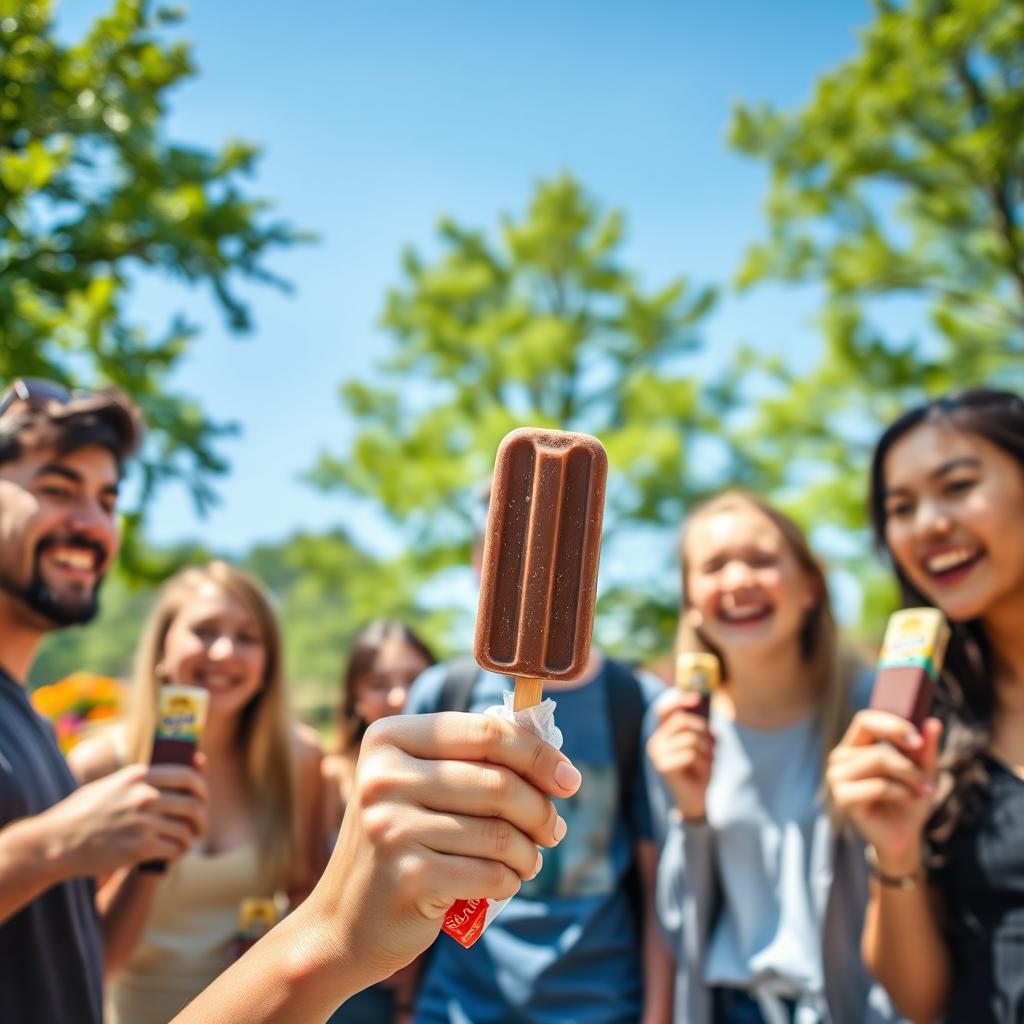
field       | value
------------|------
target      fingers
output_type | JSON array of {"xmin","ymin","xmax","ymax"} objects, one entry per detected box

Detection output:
[
  {"xmin": 648, "ymin": 731, "xmax": 713, "ymax": 778},
  {"xmin": 143, "ymin": 814, "xmax": 198, "ymax": 858},
  {"xmin": 148, "ymin": 790, "xmax": 207, "ymax": 837},
  {"xmin": 841, "ymin": 710, "xmax": 927, "ymax": 754},
  {"xmin": 363, "ymin": 713, "xmax": 582, "ymax": 799},
  {"xmin": 376, "ymin": 758, "xmax": 564, "ymax": 849},
  {"xmin": 828, "ymin": 741, "xmax": 932, "ymax": 797},
  {"xmin": 655, "ymin": 688, "xmax": 710, "ymax": 724},
  {"xmin": 831, "ymin": 777, "xmax": 921, "ymax": 810},
  {"xmin": 138, "ymin": 765, "xmax": 207, "ymax": 839},
  {"xmin": 144, "ymin": 764, "xmax": 209, "ymax": 803},
  {"xmin": 404, "ymin": 809, "xmax": 544, "ymax": 882},
  {"xmin": 424, "ymin": 853, "xmax": 523, "ymax": 907}
]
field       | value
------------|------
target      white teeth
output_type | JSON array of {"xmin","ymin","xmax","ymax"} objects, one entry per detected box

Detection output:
[
  {"xmin": 51, "ymin": 548, "xmax": 95, "ymax": 571},
  {"xmin": 721, "ymin": 605, "xmax": 769, "ymax": 622},
  {"xmin": 925, "ymin": 548, "xmax": 977, "ymax": 574},
  {"xmin": 200, "ymin": 675, "xmax": 236, "ymax": 690}
]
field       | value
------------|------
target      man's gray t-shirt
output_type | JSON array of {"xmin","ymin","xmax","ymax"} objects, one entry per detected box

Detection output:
[{"xmin": 0, "ymin": 668, "xmax": 103, "ymax": 1024}]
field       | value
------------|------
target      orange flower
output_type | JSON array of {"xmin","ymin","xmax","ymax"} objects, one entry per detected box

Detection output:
[{"xmin": 32, "ymin": 673, "xmax": 124, "ymax": 752}]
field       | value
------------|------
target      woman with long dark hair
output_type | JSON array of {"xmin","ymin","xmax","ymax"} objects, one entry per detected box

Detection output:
[
  {"xmin": 322, "ymin": 619, "xmax": 435, "ymax": 1024},
  {"xmin": 828, "ymin": 389, "xmax": 1024, "ymax": 1022}
]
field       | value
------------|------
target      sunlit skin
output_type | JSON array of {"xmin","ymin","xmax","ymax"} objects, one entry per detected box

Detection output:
[
  {"xmin": 353, "ymin": 636, "xmax": 432, "ymax": 727},
  {"xmin": 824, "ymin": 422, "xmax": 1024, "ymax": 1024},
  {"xmin": 157, "ymin": 582, "xmax": 267, "ymax": 728},
  {"xmin": 883, "ymin": 422, "xmax": 1024, "ymax": 626},
  {"xmin": 0, "ymin": 444, "xmax": 119, "ymax": 637},
  {"xmin": 684, "ymin": 505, "xmax": 817, "ymax": 660},
  {"xmin": 652, "ymin": 503, "xmax": 822, "ymax": 818}
]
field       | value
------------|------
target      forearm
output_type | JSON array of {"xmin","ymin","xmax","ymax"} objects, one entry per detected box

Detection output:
[
  {"xmin": 0, "ymin": 813, "xmax": 69, "ymax": 924},
  {"xmin": 863, "ymin": 881, "xmax": 951, "ymax": 1022},
  {"xmin": 171, "ymin": 899, "xmax": 367, "ymax": 1024},
  {"xmin": 97, "ymin": 866, "xmax": 160, "ymax": 978},
  {"xmin": 637, "ymin": 839, "xmax": 674, "ymax": 1024}
]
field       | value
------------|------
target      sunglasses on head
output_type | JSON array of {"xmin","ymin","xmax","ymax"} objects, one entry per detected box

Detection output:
[{"xmin": 0, "ymin": 378, "xmax": 87, "ymax": 419}]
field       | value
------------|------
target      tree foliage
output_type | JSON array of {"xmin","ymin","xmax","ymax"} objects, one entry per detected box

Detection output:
[
  {"xmin": 0, "ymin": 0, "xmax": 306, "ymax": 567},
  {"xmin": 729, "ymin": 0, "xmax": 1024, "ymax": 634},
  {"xmin": 308, "ymin": 175, "xmax": 720, "ymax": 660}
]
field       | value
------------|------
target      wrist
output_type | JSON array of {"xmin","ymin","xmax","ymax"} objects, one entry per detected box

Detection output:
[
  {"xmin": 23, "ymin": 809, "xmax": 74, "ymax": 882},
  {"xmin": 275, "ymin": 898, "xmax": 363, "ymax": 1010},
  {"xmin": 866, "ymin": 844, "xmax": 923, "ymax": 888},
  {"xmin": 677, "ymin": 798, "xmax": 706, "ymax": 823}
]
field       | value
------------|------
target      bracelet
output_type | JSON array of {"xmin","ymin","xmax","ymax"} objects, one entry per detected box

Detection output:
[{"xmin": 864, "ymin": 844, "xmax": 922, "ymax": 890}]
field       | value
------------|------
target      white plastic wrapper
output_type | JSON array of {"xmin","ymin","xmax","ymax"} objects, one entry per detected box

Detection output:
[{"xmin": 440, "ymin": 692, "xmax": 562, "ymax": 948}]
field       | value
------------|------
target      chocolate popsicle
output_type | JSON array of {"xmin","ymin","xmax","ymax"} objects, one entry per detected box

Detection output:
[
  {"xmin": 676, "ymin": 652, "xmax": 720, "ymax": 719},
  {"xmin": 474, "ymin": 427, "xmax": 608, "ymax": 711},
  {"xmin": 868, "ymin": 608, "xmax": 950, "ymax": 729}
]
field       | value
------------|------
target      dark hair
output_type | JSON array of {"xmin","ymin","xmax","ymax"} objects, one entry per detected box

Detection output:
[
  {"xmin": 336, "ymin": 620, "xmax": 436, "ymax": 753},
  {"xmin": 869, "ymin": 388, "xmax": 1024, "ymax": 848},
  {"xmin": 0, "ymin": 386, "xmax": 141, "ymax": 474}
]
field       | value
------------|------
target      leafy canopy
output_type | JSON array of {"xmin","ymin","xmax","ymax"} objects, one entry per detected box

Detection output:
[
  {"xmin": 308, "ymin": 174, "xmax": 720, "ymax": 660},
  {"xmin": 0, "ymin": 0, "xmax": 306, "ymax": 571}
]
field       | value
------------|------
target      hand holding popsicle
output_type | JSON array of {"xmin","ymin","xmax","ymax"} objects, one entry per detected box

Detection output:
[
  {"xmin": 827, "ymin": 710, "xmax": 942, "ymax": 876},
  {"xmin": 647, "ymin": 687, "xmax": 716, "ymax": 822},
  {"xmin": 169, "ymin": 713, "xmax": 580, "ymax": 1024},
  {"xmin": 827, "ymin": 609, "xmax": 950, "ymax": 875}
]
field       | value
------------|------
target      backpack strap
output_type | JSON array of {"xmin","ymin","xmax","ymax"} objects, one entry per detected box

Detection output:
[
  {"xmin": 602, "ymin": 657, "xmax": 647, "ymax": 834},
  {"xmin": 602, "ymin": 658, "xmax": 648, "ymax": 930},
  {"xmin": 436, "ymin": 655, "xmax": 482, "ymax": 714}
]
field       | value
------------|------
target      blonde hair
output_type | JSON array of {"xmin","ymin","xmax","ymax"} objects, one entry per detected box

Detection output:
[
  {"xmin": 125, "ymin": 561, "xmax": 299, "ymax": 888},
  {"xmin": 678, "ymin": 490, "xmax": 855, "ymax": 761}
]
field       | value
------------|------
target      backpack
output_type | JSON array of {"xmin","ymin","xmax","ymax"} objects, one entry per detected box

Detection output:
[{"xmin": 434, "ymin": 651, "xmax": 647, "ymax": 917}]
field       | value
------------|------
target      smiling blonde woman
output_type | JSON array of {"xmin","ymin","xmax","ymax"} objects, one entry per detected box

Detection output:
[{"xmin": 70, "ymin": 560, "xmax": 323, "ymax": 1024}]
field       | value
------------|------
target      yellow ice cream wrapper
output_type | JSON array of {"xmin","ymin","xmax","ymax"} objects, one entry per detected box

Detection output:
[
  {"xmin": 878, "ymin": 608, "xmax": 950, "ymax": 680},
  {"xmin": 238, "ymin": 898, "xmax": 279, "ymax": 940},
  {"xmin": 675, "ymin": 652, "xmax": 720, "ymax": 695},
  {"xmin": 155, "ymin": 685, "xmax": 209, "ymax": 743}
]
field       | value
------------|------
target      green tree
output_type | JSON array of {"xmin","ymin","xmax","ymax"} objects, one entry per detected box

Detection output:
[
  {"xmin": 308, "ymin": 174, "xmax": 720, "ymax": 661},
  {"xmin": 728, "ymin": 0, "xmax": 1024, "ymax": 634},
  {"xmin": 0, "ymin": 0, "xmax": 306, "ymax": 564}
]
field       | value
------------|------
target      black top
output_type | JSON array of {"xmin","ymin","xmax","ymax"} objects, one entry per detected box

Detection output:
[
  {"xmin": 0, "ymin": 668, "xmax": 103, "ymax": 1024},
  {"xmin": 933, "ymin": 754, "xmax": 1024, "ymax": 1023}
]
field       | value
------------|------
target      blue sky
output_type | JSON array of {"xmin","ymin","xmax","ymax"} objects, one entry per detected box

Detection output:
[{"xmin": 59, "ymin": 0, "xmax": 870, "ymax": 553}]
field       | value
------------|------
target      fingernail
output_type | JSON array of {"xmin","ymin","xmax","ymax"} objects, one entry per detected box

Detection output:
[
  {"xmin": 921, "ymin": 781, "xmax": 935, "ymax": 796},
  {"xmin": 904, "ymin": 732, "xmax": 923, "ymax": 749},
  {"xmin": 533, "ymin": 850, "xmax": 543, "ymax": 876},
  {"xmin": 555, "ymin": 761, "xmax": 582, "ymax": 792},
  {"xmin": 553, "ymin": 815, "xmax": 568, "ymax": 842}
]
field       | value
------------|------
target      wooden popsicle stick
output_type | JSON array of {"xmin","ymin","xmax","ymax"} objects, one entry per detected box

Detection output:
[{"xmin": 513, "ymin": 677, "xmax": 544, "ymax": 712}]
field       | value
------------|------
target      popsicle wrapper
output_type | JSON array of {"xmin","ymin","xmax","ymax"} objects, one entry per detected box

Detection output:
[{"xmin": 441, "ymin": 692, "xmax": 562, "ymax": 948}]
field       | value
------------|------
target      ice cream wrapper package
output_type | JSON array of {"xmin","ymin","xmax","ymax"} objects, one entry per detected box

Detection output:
[
  {"xmin": 233, "ymin": 897, "xmax": 280, "ymax": 957},
  {"xmin": 154, "ymin": 685, "xmax": 210, "ymax": 747},
  {"xmin": 441, "ymin": 692, "xmax": 562, "ymax": 949},
  {"xmin": 877, "ymin": 608, "xmax": 950, "ymax": 680}
]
